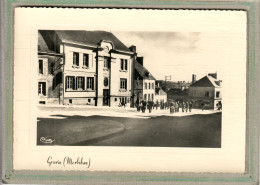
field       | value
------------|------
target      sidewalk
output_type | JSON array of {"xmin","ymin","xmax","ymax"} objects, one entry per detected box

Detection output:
[{"xmin": 37, "ymin": 105, "xmax": 221, "ymax": 119}]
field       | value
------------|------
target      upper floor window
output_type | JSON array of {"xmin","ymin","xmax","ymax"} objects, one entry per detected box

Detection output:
[
  {"xmin": 104, "ymin": 57, "xmax": 109, "ymax": 69},
  {"xmin": 120, "ymin": 59, "xmax": 128, "ymax": 71},
  {"xmin": 152, "ymin": 83, "xmax": 154, "ymax": 89},
  {"xmin": 77, "ymin": 77, "xmax": 85, "ymax": 90},
  {"xmin": 73, "ymin": 52, "xmax": 79, "ymax": 66},
  {"xmin": 216, "ymin": 91, "xmax": 220, "ymax": 98},
  {"xmin": 205, "ymin": 91, "xmax": 210, "ymax": 97},
  {"xmin": 104, "ymin": 77, "xmax": 109, "ymax": 87},
  {"xmin": 145, "ymin": 83, "xmax": 147, "ymax": 89},
  {"xmin": 120, "ymin": 78, "xmax": 127, "ymax": 90},
  {"xmin": 66, "ymin": 76, "xmax": 75, "ymax": 90},
  {"xmin": 83, "ymin": 54, "xmax": 89, "ymax": 67},
  {"xmin": 149, "ymin": 83, "xmax": 151, "ymax": 89},
  {"xmin": 87, "ymin": 77, "xmax": 94, "ymax": 90},
  {"xmin": 39, "ymin": 59, "xmax": 43, "ymax": 74}
]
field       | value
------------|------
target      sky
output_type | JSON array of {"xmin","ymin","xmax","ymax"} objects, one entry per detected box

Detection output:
[{"xmin": 114, "ymin": 30, "xmax": 243, "ymax": 82}]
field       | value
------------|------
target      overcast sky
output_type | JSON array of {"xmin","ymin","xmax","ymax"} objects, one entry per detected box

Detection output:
[{"xmin": 114, "ymin": 30, "xmax": 244, "ymax": 82}]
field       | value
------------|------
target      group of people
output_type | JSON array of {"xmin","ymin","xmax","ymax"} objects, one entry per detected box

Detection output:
[{"xmin": 135, "ymin": 99, "xmax": 193, "ymax": 114}]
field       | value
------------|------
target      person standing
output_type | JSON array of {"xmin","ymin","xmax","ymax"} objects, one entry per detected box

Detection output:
[
  {"xmin": 185, "ymin": 101, "xmax": 189, "ymax": 112},
  {"xmin": 189, "ymin": 101, "xmax": 193, "ymax": 112},
  {"xmin": 201, "ymin": 102, "xmax": 205, "ymax": 111},
  {"xmin": 182, "ymin": 101, "xmax": 185, "ymax": 112},
  {"xmin": 148, "ymin": 99, "xmax": 153, "ymax": 113}
]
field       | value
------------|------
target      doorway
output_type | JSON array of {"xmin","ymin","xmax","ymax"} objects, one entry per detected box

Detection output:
[{"xmin": 103, "ymin": 89, "xmax": 110, "ymax": 106}]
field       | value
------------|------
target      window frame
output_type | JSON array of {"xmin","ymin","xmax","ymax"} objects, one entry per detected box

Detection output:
[
  {"xmin": 87, "ymin": 77, "xmax": 95, "ymax": 90},
  {"xmin": 120, "ymin": 78, "xmax": 127, "ymax": 90},
  {"xmin": 38, "ymin": 82, "xmax": 46, "ymax": 96},
  {"xmin": 73, "ymin": 52, "xmax": 79, "ymax": 66},
  {"xmin": 66, "ymin": 76, "xmax": 75, "ymax": 90},
  {"xmin": 83, "ymin": 53, "xmax": 89, "ymax": 68},
  {"xmin": 76, "ymin": 76, "xmax": 85, "ymax": 90},
  {"xmin": 39, "ymin": 59, "xmax": 43, "ymax": 74}
]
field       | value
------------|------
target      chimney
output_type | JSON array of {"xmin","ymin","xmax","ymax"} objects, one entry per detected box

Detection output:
[
  {"xmin": 136, "ymin": 57, "xmax": 143, "ymax": 66},
  {"xmin": 192, "ymin": 74, "xmax": 196, "ymax": 83},
  {"xmin": 129, "ymin": 45, "xmax": 136, "ymax": 53},
  {"xmin": 208, "ymin": 72, "xmax": 217, "ymax": 79}
]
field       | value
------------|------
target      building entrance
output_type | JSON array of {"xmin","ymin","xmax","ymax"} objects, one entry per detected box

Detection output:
[{"xmin": 103, "ymin": 89, "xmax": 110, "ymax": 106}]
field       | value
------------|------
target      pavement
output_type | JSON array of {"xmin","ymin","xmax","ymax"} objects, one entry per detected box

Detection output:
[{"xmin": 37, "ymin": 105, "xmax": 222, "ymax": 147}]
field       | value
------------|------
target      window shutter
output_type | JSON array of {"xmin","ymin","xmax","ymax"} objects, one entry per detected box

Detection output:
[
  {"xmin": 43, "ymin": 60, "xmax": 48, "ymax": 75},
  {"xmin": 73, "ymin": 77, "xmax": 76, "ymax": 90},
  {"xmin": 43, "ymin": 82, "xmax": 46, "ymax": 96},
  {"xmin": 82, "ymin": 77, "xmax": 85, "ymax": 90},
  {"xmin": 89, "ymin": 54, "xmax": 93, "ymax": 67},
  {"xmin": 125, "ymin": 60, "xmax": 128, "ymax": 70},
  {"xmin": 125, "ymin": 79, "xmax": 127, "ymax": 90},
  {"xmin": 65, "ymin": 76, "xmax": 68, "ymax": 89},
  {"xmin": 121, "ymin": 59, "xmax": 124, "ymax": 70}
]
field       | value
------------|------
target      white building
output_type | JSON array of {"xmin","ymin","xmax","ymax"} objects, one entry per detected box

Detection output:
[{"xmin": 38, "ymin": 30, "xmax": 135, "ymax": 107}]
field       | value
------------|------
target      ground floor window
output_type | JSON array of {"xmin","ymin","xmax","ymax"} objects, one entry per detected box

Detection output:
[
  {"xmin": 77, "ymin": 77, "xmax": 85, "ymax": 90},
  {"xmin": 87, "ymin": 77, "xmax": 94, "ymax": 90},
  {"xmin": 66, "ymin": 76, "xmax": 75, "ymax": 90},
  {"xmin": 38, "ymin": 82, "xmax": 46, "ymax": 96}
]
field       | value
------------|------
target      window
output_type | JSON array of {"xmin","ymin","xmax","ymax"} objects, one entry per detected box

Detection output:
[
  {"xmin": 144, "ymin": 94, "xmax": 147, "ymax": 100},
  {"xmin": 205, "ymin": 91, "xmax": 210, "ymax": 97},
  {"xmin": 87, "ymin": 77, "xmax": 94, "ymax": 90},
  {"xmin": 104, "ymin": 77, "xmax": 109, "ymax": 86},
  {"xmin": 83, "ymin": 54, "xmax": 89, "ymax": 67},
  {"xmin": 120, "ymin": 78, "xmax": 127, "ymax": 90},
  {"xmin": 149, "ymin": 83, "xmax": 151, "ymax": 89},
  {"xmin": 216, "ymin": 91, "xmax": 220, "ymax": 98},
  {"xmin": 120, "ymin": 59, "xmax": 124, "ymax": 70},
  {"xmin": 148, "ymin": 94, "xmax": 151, "ymax": 100},
  {"xmin": 73, "ymin": 52, "xmax": 79, "ymax": 66},
  {"xmin": 38, "ymin": 82, "xmax": 46, "ymax": 96},
  {"xmin": 88, "ymin": 99, "xmax": 91, "ymax": 103},
  {"xmin": 48, "ymin": 62, "xmax": 54, "ymax": 75},
  {"xmin": 77, "ymin": 77, "xmax": 84, "ymax": 90},
  {"xmin": 124, "ymin": 60, "xmax": 128, "ymax": 70},
  {"xmin": 152, "ymin": 83, "xmax": 154, "ymax": 89},
  {"xmin": 104, "ymin": 57, "xmax": 109, "ymax": 69},
  {"xmin": 39, "ymin": 60, "xmax": 43, "ymax": 74},
  {"xmin": 66, "ymin": 76, "xmax": 75, "ymax": 90},
  {"xmin": 120, "ymin": 59, "xmax": 128, "ymax": 71},
  {"xmin": 145, "ymin": 83, "xmax": 147, "ymax": 89},
  {"xmin": 152, "ymin": 94, "xmax": 154, "ymax": 101}
]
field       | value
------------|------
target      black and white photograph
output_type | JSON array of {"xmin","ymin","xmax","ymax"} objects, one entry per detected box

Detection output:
[
  {"xmin": 37, "ymin": 30, "xmax": 222, "ymax": 147},
  {"xmin": 12, "ymin": 8, "xmax": 247, "ymax": 173}
]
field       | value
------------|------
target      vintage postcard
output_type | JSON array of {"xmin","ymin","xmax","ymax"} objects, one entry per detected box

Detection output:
[{"xmin": 13, "ymin": 7, "xmax": 247, "ymax": 173}]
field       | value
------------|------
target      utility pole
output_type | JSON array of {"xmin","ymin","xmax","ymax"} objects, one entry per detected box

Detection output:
[{"xmin": 165, "ymin": 75, "xmax": 171, "ymax": 93}]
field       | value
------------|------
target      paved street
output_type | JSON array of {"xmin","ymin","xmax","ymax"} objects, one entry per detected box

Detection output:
[{"xmin": 37, "ymin": 106, "xmax": 221, "ymax": 147}]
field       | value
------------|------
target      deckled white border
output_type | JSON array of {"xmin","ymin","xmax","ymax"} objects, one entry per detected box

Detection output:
[{"xmin": 13, "ymin": 8, "xmax": 246, "ymax": 172}]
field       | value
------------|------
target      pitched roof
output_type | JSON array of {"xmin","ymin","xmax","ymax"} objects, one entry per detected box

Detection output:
[
  {"xmin": 189, "ymin": 75, "xmax": 221, "ymax": 87},
  {"xmin": 135, "ymin": 61, "xmax": 156, "ymax": 80},
  {"xmin": 54, "ymin": 30, "xmax": 131, "ymax": 52},
  {"xmin": 158, "ymin": 89, "xmax": 167, "ymax": 95}
]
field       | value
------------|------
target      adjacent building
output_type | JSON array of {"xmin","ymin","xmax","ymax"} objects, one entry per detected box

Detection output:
[
  {"xmin": 38, "ymin": 30, "xmax": 135, "ymax": 107},
  {"xmin": 188, "ymin": 73, "xmax": 222, "ymax": 110}
]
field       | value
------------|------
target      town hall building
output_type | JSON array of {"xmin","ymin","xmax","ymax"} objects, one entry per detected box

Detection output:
[{"xmin": 38, "ymin": 30, "xmax": 135, "ymax": 107}]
